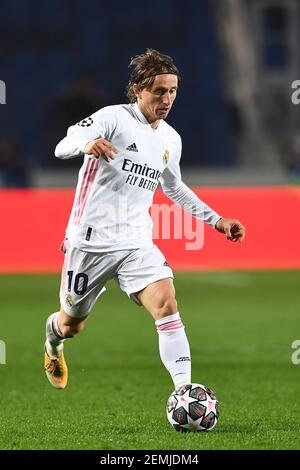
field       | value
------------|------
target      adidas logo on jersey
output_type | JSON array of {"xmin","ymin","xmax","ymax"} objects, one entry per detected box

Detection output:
[{"xmin": 126, "ymin": 142, "xmax": 138, "ymax": 152}]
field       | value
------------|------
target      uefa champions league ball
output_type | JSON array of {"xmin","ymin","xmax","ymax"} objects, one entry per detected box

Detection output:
[{"xmin": 166, "ymin": 383, "xmax": 219, "ymax": 432}]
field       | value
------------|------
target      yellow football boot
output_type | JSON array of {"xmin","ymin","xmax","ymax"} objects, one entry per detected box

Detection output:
[{"xmin": 44, "ymin": 346, "xmax": 68, "ymax": 389}]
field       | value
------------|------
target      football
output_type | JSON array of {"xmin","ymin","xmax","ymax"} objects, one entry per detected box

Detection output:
[{"xmin": 166, "ymin": 383, "xmax": 219, "ymax": 432}]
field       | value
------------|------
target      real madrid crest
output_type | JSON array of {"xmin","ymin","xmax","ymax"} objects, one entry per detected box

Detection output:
[
  {"xmin": 163, "ymin": 149, "xmax": 170, "ymax": 165},
  {"xmin": 65, "ymin": 293, "xmax": 73, "ymax": 307}
]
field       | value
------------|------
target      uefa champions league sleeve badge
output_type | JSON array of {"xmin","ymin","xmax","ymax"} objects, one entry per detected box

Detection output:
[{"xmin": 77, "ymin": 116, "xmax": 94, "ymax": 127}]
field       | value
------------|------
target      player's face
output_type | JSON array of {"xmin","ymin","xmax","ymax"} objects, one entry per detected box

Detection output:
[{"xmin": 137, "ymin": 74, "xmax": 178, "ymax": 124}]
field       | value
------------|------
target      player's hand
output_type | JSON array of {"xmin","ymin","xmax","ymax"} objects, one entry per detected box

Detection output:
[
  {"xmin": 84, "ymin": 139, "xmax": 118, "ymax": 162},
  {"xmin": 215, "ymin": 218, "xmax": 246, "ymax": 243}
]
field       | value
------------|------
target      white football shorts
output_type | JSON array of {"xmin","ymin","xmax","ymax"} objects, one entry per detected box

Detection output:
[{"xmin": 59, "ymin": 243, "xmax": 174, "ymax": 317}]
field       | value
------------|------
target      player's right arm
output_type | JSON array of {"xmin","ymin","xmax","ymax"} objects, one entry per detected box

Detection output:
[{"xmin": 54, "ymin": 107, "xmax": 118, "ymax": 162}]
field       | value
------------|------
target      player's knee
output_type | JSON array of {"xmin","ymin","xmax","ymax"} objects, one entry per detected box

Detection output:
[
  {"xmin": 155, "ymin": 296, "xmax": 178, "ymax": 320},
  {"xmin": 60, "ymin": 319, "xmax": 86, "ymax": 338}
]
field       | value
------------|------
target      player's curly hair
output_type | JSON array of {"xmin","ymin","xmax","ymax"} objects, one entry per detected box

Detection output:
[{"xmin": 126, "ymin": 48, "xmax": 180, "ymax": 103}]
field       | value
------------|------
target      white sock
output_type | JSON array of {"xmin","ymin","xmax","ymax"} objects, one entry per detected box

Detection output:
[
  {"xmin": 45, "ymin": 312, "xmax": 65, "ymax": 359},
  {"xmin": 155, "ymin": 312, "xmax": 191, "ymax": 389}
]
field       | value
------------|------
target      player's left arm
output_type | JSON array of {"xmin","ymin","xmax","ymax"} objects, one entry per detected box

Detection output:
[{"xmin": 160, "ymin": 135, "xmax": 245, "ymax": 242}]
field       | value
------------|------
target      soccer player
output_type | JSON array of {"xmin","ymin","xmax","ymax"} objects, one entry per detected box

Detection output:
[{"xmin": 44, "ymin": 49, "xmax": 245, "ymax": 390}]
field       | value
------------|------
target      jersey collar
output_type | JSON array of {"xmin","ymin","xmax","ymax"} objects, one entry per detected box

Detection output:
[
  {"xmin": 132, "ymin": 102, "xmax": 150, "ymax": 125},
  {"xmin": 132, "ymin": 103, "xmax": 162, "ymax": 131}
]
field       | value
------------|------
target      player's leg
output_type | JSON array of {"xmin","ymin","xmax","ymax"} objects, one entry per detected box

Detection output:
[
  {"xmin": 135, "ymin": 278, "xmax": 191, "ymax": 389},
  {"xmin": 45, "ymin": 307, "xmax": 88, "ymax": 358},
  {"xmin": 44, "ymin": 307, "xmax": 88, "ymax": 389},
  {"xmin": 135, "ymin": 277, "xmax": 177, "ymax": 320},
  {"xmin": 116, "ymin": 247, "xmax": 191, "ymax": 389},
  {"xmin": 44, "ymin": 244, "xmax": 108, "ymax": 389}
]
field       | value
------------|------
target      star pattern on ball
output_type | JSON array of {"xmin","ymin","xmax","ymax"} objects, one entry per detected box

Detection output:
[
  {"xmin": 186, "ymin": 413, "xmax": 201, "ymax": 430},
  {"xmin": 205, "ymin": 396, "xmax": 218, "ymax": 416},
  {"xmin": 174, "ymin": 387, "xmax": 199, "ymax": 414},
  {"xmin": 167, "ymin": 383, "xmax": 219, "ymax": 432}
]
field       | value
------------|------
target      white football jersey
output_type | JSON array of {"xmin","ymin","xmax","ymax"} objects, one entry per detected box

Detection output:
[{"xmin": 55, "ymin": 103, "xmax": 221, "ymax": 252}]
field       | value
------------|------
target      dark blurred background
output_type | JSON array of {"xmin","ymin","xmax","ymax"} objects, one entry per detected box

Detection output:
[{"xmin": 0, "ymin": 0, "xmax": 300, "ymax": 187}]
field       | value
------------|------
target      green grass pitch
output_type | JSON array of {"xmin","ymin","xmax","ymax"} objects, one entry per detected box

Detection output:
[{"xmin": 0, "ymin": 271, "xmax": 300, "ymax": 450}]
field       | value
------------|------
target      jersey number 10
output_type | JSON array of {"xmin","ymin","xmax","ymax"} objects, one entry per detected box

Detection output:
[{"xmin": 67, "ymin": 270, "xmax": 89, "ymax": 295}]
